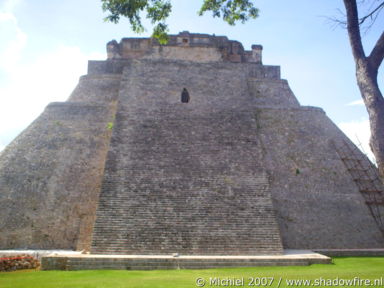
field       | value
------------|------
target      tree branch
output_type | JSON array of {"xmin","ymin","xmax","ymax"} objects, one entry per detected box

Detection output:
[
  {"xmin": 343, "ymin": 0, "xmax": 366, "ymax": 60},
  {"xmin": 368, "ymin": 31, "xmax": 384, "ymax": 72},
  {"xmin": 359, "ymin": 1, "xmax": 384, "ymax": 25}
]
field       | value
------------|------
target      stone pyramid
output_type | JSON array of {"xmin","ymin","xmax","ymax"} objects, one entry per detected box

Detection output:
[{"xmin": 0, "ymin": 32, "xmax": 382, "ymax": 254}]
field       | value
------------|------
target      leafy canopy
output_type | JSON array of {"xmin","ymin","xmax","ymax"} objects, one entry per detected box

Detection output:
[
  {"xmin": 101, "ymin": 0, "xmax": 259, "ymax": 44},
  {"xmin": 199, "ymin": 0, "xmax": 259, "ymax": 25}
]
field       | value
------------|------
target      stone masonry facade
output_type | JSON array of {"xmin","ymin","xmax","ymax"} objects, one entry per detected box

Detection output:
[{"xmin": 0, "ymin": 32, "xmax": 383, "ymax": 253}]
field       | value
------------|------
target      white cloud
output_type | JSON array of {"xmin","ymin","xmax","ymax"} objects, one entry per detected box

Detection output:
[
  {"xmin": 0, "ymin": 1, "xmax": 105, "ymax": 151},
  {"xmin": 0, "ymin": 1, "xmax": 26, "ymax": 72},
  {"xmin": 347, "ymin": 99, "xmax": 364, "ymax": 106},
  {"xmin": 1, "ymin": 0, "xmax": 21, "ymax": 12},
  {"xmin": 338, "ymin": 118, "xmax": 375, "ymax": 163},
  {"xmin": 0, "ymin": 46, "xmax": 105, "ymax": 149}
]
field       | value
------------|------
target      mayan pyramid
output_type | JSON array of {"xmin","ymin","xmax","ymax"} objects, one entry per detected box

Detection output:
[{"xmin": 0, "ymin": 32, "xmax": 383, "ymax": 254}]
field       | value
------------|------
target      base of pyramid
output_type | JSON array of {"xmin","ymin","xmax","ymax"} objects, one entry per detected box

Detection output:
[
  {"xmin": 314, "ymin": 249, "xmax": 384, "ymax": 257},
  {"xmin": 40, "ymin": 250, "xmax": 331, "ymax": 270}
]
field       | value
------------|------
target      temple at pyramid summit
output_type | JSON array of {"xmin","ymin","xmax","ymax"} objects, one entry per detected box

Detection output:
[{"xmin": 0, "ymin": 32, "xmax": 383, "ymax": 262}]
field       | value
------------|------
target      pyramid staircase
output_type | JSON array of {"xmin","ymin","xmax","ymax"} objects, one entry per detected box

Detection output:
[
  {"xmin": 90, "ymin": 171, "xmax": 284, "ymax": 255},
  {"xmin": 334, "ymin": 140, "xmax": 384, "ymax": 235}
]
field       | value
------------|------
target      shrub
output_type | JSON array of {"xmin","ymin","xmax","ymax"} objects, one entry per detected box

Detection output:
[{"xmin": 0, "ymin": 255, "xmax": 40, "ymax": 272}]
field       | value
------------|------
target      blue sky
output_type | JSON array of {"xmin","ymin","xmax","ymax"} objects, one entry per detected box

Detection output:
[{"xmin": 0, "ymin": 0, "xmax": 383, "ymax": 160}]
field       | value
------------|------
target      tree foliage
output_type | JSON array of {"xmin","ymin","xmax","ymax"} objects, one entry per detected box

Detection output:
[
  {"xmin": 198, "ymin": 0, "xmax": 258, "ymax": 25},
  {"xmin": 101, "ymin": 0, "xmax": 258, "ymax": 43},
  {"xmin": 101, "ymin": 0, "xmax": 172, "ymax": 43}
]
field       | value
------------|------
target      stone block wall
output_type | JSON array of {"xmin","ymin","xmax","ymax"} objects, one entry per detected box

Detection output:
[
  {"xmin": 107, "ymin": 32, "xmax": 263, "ymax": 64},
  {"xmin": 1, "ymin": 34, "xmax": 383, "ymax": 253},
  {"xmin": 91, "ymin": 60, "xmax": 284, "ymax": 255},
  {"xmin": 68, "ymin": 74, "xmax": 121, "ymax": 104},
  {"xmin": 247, "ymin": 79, "xmax": 300, "ymax": 107},
  {"xmin": 0, "ymin": 76, "xmax": 118, "ymax": 250},
  {"xmin": 256, "ymin": 107, "xmax": 384, "ymax": 248}
]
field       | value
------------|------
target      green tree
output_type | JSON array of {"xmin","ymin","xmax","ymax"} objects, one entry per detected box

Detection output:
[
  {"xmin": 101, "ymin": 0, "xmax": 258, "ymax": 43},
  {"xmin": 101, "ymin": 0, "xmax": 384, "ymax": 179}
]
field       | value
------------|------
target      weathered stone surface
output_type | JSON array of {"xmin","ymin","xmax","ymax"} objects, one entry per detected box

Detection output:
[
  {"xmin": 256, "ymin": 107, "xmax": 384, "ymax": 248},
  {"xmin": 0, "ymin": 32, "xmax": 383, "ymax": 253},
  {"xmin": 41, "ymin": 251, "xmax": 331, "ymax": 270},
  {"xmin": 0, "ymin": 79, "xmax": 117, "ymax": 250},
  {"xmin": 107, "ymin": 31, "xmax": 263, "ymax": 64},
  {"xmin": 90, "ymin": 59, "xmax": 287, "ymax": 254}
]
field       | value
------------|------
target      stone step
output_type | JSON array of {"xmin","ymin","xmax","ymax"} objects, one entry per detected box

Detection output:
[
  {"xmin": 41, "ymin": 251, "xmax": 331, "ymax": 270},
  {"xmin": 91, "ymin": 93, "xmax": 283, "ymax": 254}
]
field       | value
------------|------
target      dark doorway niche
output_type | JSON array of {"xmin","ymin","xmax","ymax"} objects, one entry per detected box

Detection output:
[{"xmin": 181, "ymin": 88, "xmax": 190, "ymax": 103}]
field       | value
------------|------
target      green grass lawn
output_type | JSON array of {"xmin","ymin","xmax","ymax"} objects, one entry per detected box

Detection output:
[{"xmin": 0, "ymin": 257, "xmax": 383, "ymax": 288}]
